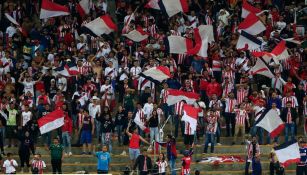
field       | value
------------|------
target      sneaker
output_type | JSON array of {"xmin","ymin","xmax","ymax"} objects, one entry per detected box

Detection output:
[
  {"xmin": 217, "ymin": 143, "xmax": 222, "ymax": 146},
  {"xmin": 20, "ymin": 168, "xmax": 24, "ymax": 173},
  {"xmin": 120, "ymin": 151, "xmax": 127, "ymax": 156},
  {"xmin": 208, "ymin": 143, "xmax": 211, "ymax": 146},
  {"xmin": 69, "ymin": 152, "xmax": 73, "ymax": 156}
]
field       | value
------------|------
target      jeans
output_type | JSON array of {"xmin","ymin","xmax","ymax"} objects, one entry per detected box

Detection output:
[
  {"xmin": 285, "ymin": 123, "xmax": 295, "ymax": 142},
  {"xmin": 174, "ymin": 115, "xmax": 184, "ymax": 138},
  {"xmin": 0, "ymin": 127, "xmax": 4, "ymax": 152},
  {"xmin": 42, "ymin": 132, "xmax": 51, "ymax": 147},
  {"xmin": 61, "ymin": 132, "xmax": 71, "ymax": 153},
  {"xmin": 251, "ymin": 126, "xmax": 264, "ymax": 144},
  {"xmin": 204, "ymin": 133, "xmax": 215, "ymax": 153},
  {"xmin": 95, "ymin": 119, "xmax": 101, "ymax": 142},
  {"xmin": 216, "ymin": 123, "xmax": 221, "ymax": 143},
  {"xmin": 116, "ymin": 125, "xmax": 123, "ymax": 145},
  {"xmin": 150, "ymin": 127, "xmax": 159, "ymax": 143},
  {"xmin": 101, "ymin": 132, "xmax": 112, "ymax": 153},
  {"xmin": 224, "ymin": 112, "xmax": 236, "ymax": 137},
  {"xmin": 19, "ymin": 151, "xmax": 30, "ymax": 168},
  {"xmin": 296, "ymin": 165, "xmax": 307, "ymax": 175},
  {"xmin": 72, "ymin": 114, "xmax": 78, "ymax": 128},
  {"xmin": 169, "ymin": 159, "xmax": 176, "ymax": 175}
]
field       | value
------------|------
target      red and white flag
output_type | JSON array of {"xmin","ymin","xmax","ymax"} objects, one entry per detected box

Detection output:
[
  {"xmin": 84, "ymin": 15, "xmax": 117, "ymax": 36},
  {"xmin": 236, "ymin": 31, "xmax": 262, "ymax": 51},
  {"xmin": 274, "ymin": 140, "xmax": 301, "ymax": 167},
  {"xmin": 39, "ymin": 0, "xmax": 70, "ymax": 19},
  {"xmin": 38, "ymin": 109, "xmax": 65, "ymax": 134},
  {"xmin": 165, "ymin": 36, "xmax": 193, "ymax": 54},
  {"xmin": 241, "ymin": 0, "xmax": 261, "ymax": 18},
  {"xmin": 182, "ymin": 104, "xmax": 199, "ymax": 132},
  {"xmin": 5, "ymin": 13, "xmax": 27, "ymax": 36},
  {"xmin": 123, "ymin": 27, "xmax": 149, "ymax": 42},
  {"xmin": 77, "ymin": 0, "xmax": 91, "ymax": 17},
  {"xmin": 249, "ymin": 58, "xmax": 274, "ymax": 78},
  {"xmin": 158, "ymin": 0, "xmax": 189, "ymax": 17},
  {"xmin": 255, "ymin": 109, "xmax": 285, "ymax": 138},
  {"xmin": 238, "ymin": 13, "xmax": 266, "ymax": 35},
  {"xmin": 145, "ymin": 0, "xmax": 160, "ymax": 10},
  {"xmin": 166, "ymin": 89, "xmax": 200, "ymax": 106},
  {"xmin": 187, "ymin": 25, "xmax": 214, "ymax": 57},
  {"xmin": 139, "ymin": 66, "xmax": 171, "ymax": 83},
  {"xmin": 134, "ymin": 113, "xmax": 150, "ymax": 133}
]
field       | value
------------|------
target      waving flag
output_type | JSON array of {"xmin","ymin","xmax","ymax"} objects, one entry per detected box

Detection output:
[
  {"xmin": 182, "ymin": 104, "xmax": 199, "ymax": 132},
  {"xmin": 40, "ymin": 0, "xmax": 70, "ymax": 19},
  {"xmin": 77, "ymin": 0, "xmax": 91, "ymax": 17},
  {"xmin": 249, "ymin": 58, "xmax": 274, "ymax": 78},
  {"xmin": 241, "ymin": 0, "xmax": 261, "ymax": 18},
  {"xmin": 123, "ymin": 27, "xmax": 149, "ymax": 42},
  {"xmin": 145, "ymin": 0, "xmax": 160, "ymax": 10},
  {"xmin": 5, "ymin": 13, "xmax": 27, "ymax": 36},
  {"xmin": 166, "ymin": 89, "xmax": 200, "ymax": 106},
  {"xmin": 274, "ymin": 140, "xmax": 300, "ymax": 167},
  {"xmin": 134, "ymin": 114, "xmax": 150, "ymax": 133},
  {"xmin": 238, "ymin": 13, "xmax": 266, "ymax": 35},
  {"xmin": 271, "ymin": 40, "xmax": 289, "ymax": 60},
  {"xmin": 165, "ymin": 36, "xmax": 193, "ymax": 54},
  {"xmin": 54, "ymin": 62, "xmax": 70, "ymax": 77},
  {"xmin": 38, "ymin": 109, "xmax": 65, "ymax": 134},
  {"xmin": 236, "ymin": 31, "xmax": 262, "ymax": 51},
  {"xmin": 66, "ymin": 61, "xmax": 79, "ymax": 75},
  {"xmin": 255, "ymin": 109, "xmax": 285, "ymax": 138},
  {"xmin": 139, "ymin": 66, "xmax": 171, "ymax": 83},
  {"xmin": 187, "ymin": 25, "xmax": 214, "ymax": 57},
  {"xmin": 84, "ymin": 15, "xmax": 117, "ymax": 36},
  {"xmin": 158, "ymin": 0, "xmax": 189, "ymax": 17}
]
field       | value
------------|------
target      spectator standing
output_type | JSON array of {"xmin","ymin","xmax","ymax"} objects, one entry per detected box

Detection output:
[
  {"xmin": 155, "ymin": 153, "xmax": 168, "ymax": 175},
  {"xmin": 133, "ymin": 148, "xmax": 153, "ymax": 175},
  {"xmin": 50, "ymin": 137, "xmax": 64, "ymax": 174},
  {"xmin": 2, "ymin": 153, "xmax": 18, "ymax": 174},
  {"xmin": 17, "ymin": 129, "xmax": 35, "ymax": 173},
  {"xmin": 281, "ymin": 101, "xmax": 298, "ymax": 142},
  {"xmin": 62, "ymin": 113, "xmax": 73, "ymax": 156},
  {"xmin": 297, "ymin": 140, "xmax": 307, "ymax": 175},
  {"xmin": 245, "ymin": 136, "xmax": 260, "ymax": 175},
  {"xmin": 31, "ymin": 154, "xmax": 46, "ymax": 174},
  {"xmin": 95, "ymin": 145, "xmax": 111, "ymax": 174}
]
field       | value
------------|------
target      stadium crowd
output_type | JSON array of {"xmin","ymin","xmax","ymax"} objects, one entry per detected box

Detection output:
[{"xmin": 0, "ymin": 0, "xmax": 306, "ymax": 174}]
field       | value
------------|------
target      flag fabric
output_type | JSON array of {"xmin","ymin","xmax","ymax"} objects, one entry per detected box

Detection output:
[
  {"xmin": 40, "ymin": 0, "xmax": 70, "ymax": 19},
  {"xmin": 123, "ymin": 27, "xmax": 149, "ymax": 42},
  {"xmin": 166, "ymin": 89, "xmax": 200, "ymax": 106},
  {"xmin": 145, "ymin": 0, "xmax": 160, "ymax": 10},
  {"xmin": 38, "ymin": 109, "xmax": 65, "ymax": 134},
  {"xmin": 255, "ymin": 109, "xmax": 285, "ymax": 138},
  {"xmin": 122, "ymin": 12, "xmax": 135, "ymax": 34},
  {"xmin": 187, "ymin": 25, "xmax": 214, "ymax": 57},
  {"xmin": 283, "ymin": 37, "xmax": 302, "ymax": 45},
  {"xmin": 66, "ymin": 61, "xmax": 79, "ymax": 75},
  {"xmin": 241, "ymin": 0, "xmax": 261, "ymax": 18},
  {"xmin": 54, "ymin": 62, "xmax": 70, "ymax": 77},
  {"xmin": 158, "ymin": 0, "xmax": 189, "ymax": 17},
  {"xmin": 182, "ymin": 104, "xmax": 198, "ymax": 132},
  {"xmin": 238, "ymin": 13, "xmax": 266, "ymax": 35},
  {"xmin": 84, "ymin": 15, "xmax": 117, "ymax": 36},
  {"xmin": 249, "ymin": 58, "xmax": 274, "ymax": 78},
  {"xmin": 165, "ymin": 36, "xmax": 193, "ymax": 54},
  {"xmin": 200, "ymin": 156, "xmax": 245, "ymax": 163},
  {"xmin": 139, "ymin": 66, "xmax": 171, "ymax": 83},
  {"xmin": 0, "ymin": 110, "xmax": 7, "ymax": 120},
  {"xmin": 77, "ymin": 0, "xmax": 91, "ymax": 17},
  {"xmin": 271, "ymin": 40, "xmax": 289, "ymax": 61},
  {"xmin": 274, "ymin": 140, "xmax": 301, "ymax": 167},
  {"xmin": 236, "ymin": 31, "xmax": 262, "ymax": 50},
  {"xmin": 134, "ymin": 114, "xmax": 150, "ymax": 133},
  {"xmin": 5, "ymin": 13, "xmax": 27, "ymax": 37}
]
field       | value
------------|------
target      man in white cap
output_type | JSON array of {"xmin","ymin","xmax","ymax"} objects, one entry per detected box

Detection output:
[{"xmin": 88, "ymin": 96, "xmax": 101, "ymax": 145}]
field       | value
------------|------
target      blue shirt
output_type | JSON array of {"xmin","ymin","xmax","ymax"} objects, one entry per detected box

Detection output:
[
  {"xmin": 299, "ymin": 147, "xmax": 307, "ymax": 165},
  {"xmin": 96, "ymin": 151, "xmax": 111, "ymax": 171}
]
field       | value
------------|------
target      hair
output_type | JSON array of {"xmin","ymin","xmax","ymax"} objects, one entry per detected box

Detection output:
[
  {"xmin": 7, "ymin": 152, "xmax": 12, "ymax": 157},
  {"xmin": 156, "ymin": 153, "xmax": 165, "ymax": 162}
]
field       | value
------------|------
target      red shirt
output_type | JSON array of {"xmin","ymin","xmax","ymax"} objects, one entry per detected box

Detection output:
[
  {"xmin": 181, "ymin": 156, "xmax": 192, "ymax": 175},
  {"xmin": 62, "ymin": 114, "xmax": 73, "ymax": 134},
  {"xmin": 206, "ymin": 82, "xmax": 222, "ymax": 97},
  {"xmin": 129, "ymin": 133, "xmax": 140, "ymax": 149}
]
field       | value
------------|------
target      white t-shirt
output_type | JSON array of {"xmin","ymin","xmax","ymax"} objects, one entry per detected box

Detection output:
[
  {"xmin": 3, "ymin": 159, "xmax": 18, "ymax": 174},
  {"xmin": 57, "ymin": 77, "xmax": 67, "ymax": 92},
  {"xmin": 22, "ymin": 81, "xmax": 35, "ymax": 95},
  {"xmin": 6, "ymin": 26, "xmax": 17, "ymax": 37},
  {"xmin": 143, "ymin": 103, "xmax": 154, "ymax": 119},
  {"xmin": 88, "ymin": 103, "xmax": 101, "ymax": 119},
  {"xmin": 22, "ymin": 111, "xmax": 32, "ymax": 126}
]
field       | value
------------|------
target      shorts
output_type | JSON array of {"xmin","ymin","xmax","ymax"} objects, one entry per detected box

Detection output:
[
  {"xmin": 80, "ymin": 130, "xmax": 92, "ymax": 144},
  {"xmin": 6, "ymin": 126, "xmax": 17, "ymax": 139},
  {"xmin": 184, "ymin": 134, "xmax": 194, "ymax": 145},
  {"xmin": 129, "ymin": 148, "xmax": 140, "ymax": 160}
]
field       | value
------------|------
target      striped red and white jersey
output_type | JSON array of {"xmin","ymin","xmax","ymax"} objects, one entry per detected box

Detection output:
[
  {"xmin": 160, "ymin": 89, "xmax": 169, "ymax": 104},
  {"xmin": 224, "ymin": 98, "xmax": 237, "ymax": 113},
  {"xmin": 237, "ymin": 89, "xmax": 249, "ymax": 105},
  {"xmin": 130, "ymin": 66, "xmax": 142, "ymax": 79},
  {"xmin": 121, "ymin": 56, "xmax": 129, "ymax": 68},
  {"xmin": 206, "ymin": 112, "xmax": 219, "ymax": 133},
  {"xmin": 281, "ymin": 58, "xmax": 291, "ymax": 70},
  {"xmin": 281, "ymin": 96, "xmax": 298, "ymax": 108},
  {"xmin": 175, "ymin": 101, "xmax": 185, "ymax": 116},
  {"xmin": 222, "ymin": 82, "xmax": 234, "ymax": 98},
  {"xmin": 136, "ymin": 109, "xmax": 146, "ymax": 123},
  {"xmin": 205, "ymin": 15, "xmax": 213, "ymax": 25},
  {"xmin": 234, "ymin": 109, "xmax": 249, "ymax": 125},
  {"xmin": 90, "ymin": 36, "xmax": 98, "ymax": 49},
  {"xmin": 184, "ymin": 121, "xmax": 195, "ymax": 135},
  {"xmin": 208, "ymin": 100, "xmax": 223, "ymax": 109},
  {"xmin": 212, "ymin": 60, "xmax": 222, "ymax": 71},
  {"xmin": 222, "ymin": 70, "xmax": 235, "ymax": 83},
  {"xmin": 147, "ymin": 24, "xmax": 157, "ymax": 37},
  {"xmin": 142, "ymin": 16, "xmax": 149, "ymax": 27},
  {"xmin": 77, "ymin": 65, "xmax": 88, "ymax": 75},
  {"xmin": 177, "ymin": 54, "xmax": 186, "ymax": 65},
  {"xmin": 170, "ymin": 30, "xmax": 181, "ymax": 36},
  {"xmin": 31, "ymin": 159, "xmax": 46, "ymax": 174}
]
